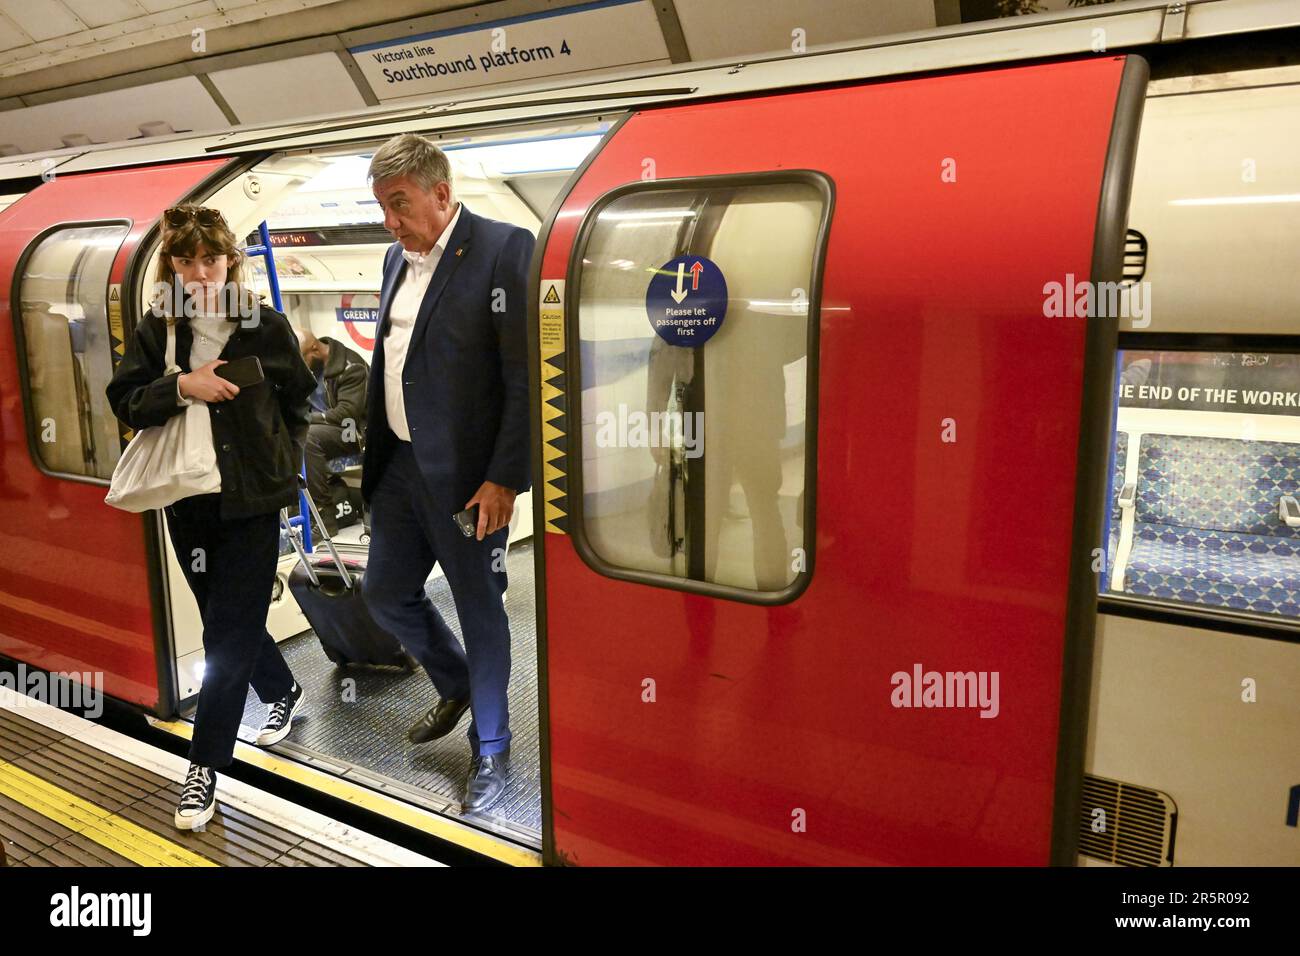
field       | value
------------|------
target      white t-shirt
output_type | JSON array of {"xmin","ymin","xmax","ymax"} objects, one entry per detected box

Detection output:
[
  {"xmin": 175, "ymin": 313, "xmax": 236, "ymax": 407},
  {"xmin": 174, "ymin": 313, "xmax": 236, "ymax": 495}
]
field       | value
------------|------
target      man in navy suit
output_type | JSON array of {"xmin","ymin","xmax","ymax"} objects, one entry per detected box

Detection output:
[{"xmin": 360, "ymin": 133, "xmax": 533, "ymax": 813}]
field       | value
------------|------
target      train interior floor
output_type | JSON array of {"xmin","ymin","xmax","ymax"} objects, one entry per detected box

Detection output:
[
  {"xmin": 226, "ymin": 539, "xmax": 542, "ymax": 848},
  {"xmin": 0, "ymin": 687, "xmax": 437, "ymax": 867}
]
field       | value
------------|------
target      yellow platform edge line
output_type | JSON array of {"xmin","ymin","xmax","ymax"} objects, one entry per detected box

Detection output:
[
  {"xmin": 148, "ymin": 719, "xmax": 542, "ymax": 867},
  {"xmin": 0, "ymin": 761, "xmax": 216, "ymax": 867},
  {"xmin": 0, "ymin": 762, "xmax": 213, "ymax": 867}
]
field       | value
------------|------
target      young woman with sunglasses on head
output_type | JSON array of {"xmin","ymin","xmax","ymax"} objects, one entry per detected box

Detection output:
[{"xmin": 107, "ymin": 204, "xmax": 318, "ymax": 829}]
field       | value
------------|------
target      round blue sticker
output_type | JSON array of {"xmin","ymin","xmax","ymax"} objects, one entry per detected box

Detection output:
[{"xmin": 645, "ymin": 255, "xmax": 728, "ymax": 347}]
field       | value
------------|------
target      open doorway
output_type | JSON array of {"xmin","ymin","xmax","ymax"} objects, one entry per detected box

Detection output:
[{"xmin": 145, "ymin": 118, "xmax": 612, "ymax": 848}]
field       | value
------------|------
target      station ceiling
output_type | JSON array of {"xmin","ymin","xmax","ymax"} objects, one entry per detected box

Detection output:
[{"xmin": 0, "ymin": 0, "xmax": 963, "ymax": 154}]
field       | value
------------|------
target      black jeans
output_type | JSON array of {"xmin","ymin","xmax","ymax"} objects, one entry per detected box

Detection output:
[
  {"xmin": 305, "ymin": 423, "xmax": 360, "ymax": 533},
  {"xmin": 165, "ymin": 493, "xmax": 294, "ymax": 769}
]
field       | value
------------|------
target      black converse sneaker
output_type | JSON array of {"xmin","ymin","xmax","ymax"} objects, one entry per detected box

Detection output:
[
  {"xmin": 174, "ymin": 763, "xmax": 216, "ymax": 830},
  {"xmin": 256, "ymin": 680, "xmax": 305, "ymax": 746}
]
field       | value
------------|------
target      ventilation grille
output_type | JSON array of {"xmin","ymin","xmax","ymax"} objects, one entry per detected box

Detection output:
[
  {"xmin": 1079, "ymin": 773, "xmax": 1177, "ymax": 867},
  {"xmin": 1122, "ymin": 228, "xmax": 1148, "ymax": 284}
]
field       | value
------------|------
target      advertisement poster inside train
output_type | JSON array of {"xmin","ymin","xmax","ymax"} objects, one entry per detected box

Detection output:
[{"xmin": 1118, "ymin": 351, "xmax": 1300, "ymax": 416}]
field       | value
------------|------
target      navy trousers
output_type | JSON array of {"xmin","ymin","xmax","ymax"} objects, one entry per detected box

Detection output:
[
  {"xmin": 165, "ymin": 494, "xmax": 294, "ymax": 769},
  {"xmin": 362, "ymin": 441, "xmax": 512, "ymax": 758}
]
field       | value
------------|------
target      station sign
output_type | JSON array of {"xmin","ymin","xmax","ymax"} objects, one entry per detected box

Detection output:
[{"xmin": 348, "ymin": 0, "xmax": 669, "ymax": 102}]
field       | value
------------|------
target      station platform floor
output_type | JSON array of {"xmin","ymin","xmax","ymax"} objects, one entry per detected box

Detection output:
[{"xmin": 0, "ymin": 686, "xmax": 438, "ymax": 868}]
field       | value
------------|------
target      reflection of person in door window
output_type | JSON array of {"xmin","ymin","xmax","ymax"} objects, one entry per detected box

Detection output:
[
  {"xmin": 701, "ymin": 307, "xmax": 793, "ymax": 591},
  {"xmin": 645, "ymin": 336, "xmax": 693, "ymax": 561},
  {"xmin": 645, "ymin": 319, "xmax": 793, "ymax": 591}
]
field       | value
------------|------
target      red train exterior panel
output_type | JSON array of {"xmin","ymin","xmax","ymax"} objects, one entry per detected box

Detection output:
[{"xmin": 539, "ymin": 57, "xmax": 1133, "ymax": 864}]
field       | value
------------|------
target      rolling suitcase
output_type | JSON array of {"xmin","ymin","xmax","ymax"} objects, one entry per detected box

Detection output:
[{"xmin": 282, "ymin": 485, "xmax": 416, "ymax": 670}]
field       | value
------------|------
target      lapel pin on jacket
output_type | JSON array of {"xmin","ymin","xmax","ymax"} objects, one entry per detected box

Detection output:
[{"xmin": 455, "ymin": 247, "xmax": 464, "ymax": 257}]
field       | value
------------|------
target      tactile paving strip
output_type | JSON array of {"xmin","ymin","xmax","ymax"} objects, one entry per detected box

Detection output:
[
  {"xmin": 238, "ymin": 541, "xmax": 542, "ymax": 844},
  {"xmin": 0, "ymin": 709, "xmax": 372, "ymax": 867}
]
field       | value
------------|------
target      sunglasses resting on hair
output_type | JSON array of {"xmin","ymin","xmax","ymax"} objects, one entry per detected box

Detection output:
[{"xmin": 164, "ymin": 206, "xmax": 226, "ymax": 228}]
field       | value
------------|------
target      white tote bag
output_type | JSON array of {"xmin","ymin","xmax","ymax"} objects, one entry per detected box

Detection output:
[{"xmin": 104, "ymin": 319, "xmax": 221, "ymax": 513}]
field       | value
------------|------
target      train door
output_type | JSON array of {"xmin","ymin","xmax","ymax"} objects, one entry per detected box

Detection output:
[
  {"xmin": 131, "ymin": 127, "xmax": 611, "ymax": 851},
  {"xmin": 0, "ymin": 158, "xmax": 235, "ymax": 710},
  {"xmin": 535, "ymin": 56, "xmax": 1148, "ymax": 864}
]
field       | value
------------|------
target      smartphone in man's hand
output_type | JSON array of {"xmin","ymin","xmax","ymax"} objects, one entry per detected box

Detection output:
[{"xmin": 453, "ymin": 504, "xmax": 479, "ymax": 538}]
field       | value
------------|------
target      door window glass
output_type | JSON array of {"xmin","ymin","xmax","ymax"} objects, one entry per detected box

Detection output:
[
  {"xmin": 17, "ymin": 222, "xmax": 130, "ymax": 479},
  {"xmin": 574, "ymin": 176, "xmax": 829, "ymax": 598}
]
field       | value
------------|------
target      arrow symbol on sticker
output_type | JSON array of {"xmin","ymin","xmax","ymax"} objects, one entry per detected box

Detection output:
[{"xmin": 671, "ymin": 262, "xmax": 688, "ymax": 304}]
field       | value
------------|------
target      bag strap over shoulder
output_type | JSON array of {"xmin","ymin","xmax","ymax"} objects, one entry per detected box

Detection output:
[{"xmin": 163, "ymin": 316, "xmax": 180, "ymax": 374}]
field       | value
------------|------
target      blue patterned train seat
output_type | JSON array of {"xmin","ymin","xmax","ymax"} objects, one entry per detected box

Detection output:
[
  {"xmin": 1125, "ymin": 435, "xmax": 1300, "ymax": 617},
  {"xmin": 327, "ymin": 453, "xmax": 365, "ymax": 474},
  {"xmin": 1104, "ymin": 431, "xmax": 1129, "ymax": 588}
]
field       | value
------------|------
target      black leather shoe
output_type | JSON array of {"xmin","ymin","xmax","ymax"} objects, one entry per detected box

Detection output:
[
  {"xmin": 407, "ymin": 697, "xmax": 470, "ymax": 744},
  {"xmin": 463, "ymin": 749, "xmax": 510, "ymax": 813}
]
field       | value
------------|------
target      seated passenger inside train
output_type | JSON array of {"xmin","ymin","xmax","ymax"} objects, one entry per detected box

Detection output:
[{"xmin": 296, "ymin": 330, "xmax": 368, "ymax": 537}]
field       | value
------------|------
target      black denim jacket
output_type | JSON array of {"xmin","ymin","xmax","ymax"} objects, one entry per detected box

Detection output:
[{"xmin": 105, "ymin": 304, "xmax": 317, "ymax": 519}]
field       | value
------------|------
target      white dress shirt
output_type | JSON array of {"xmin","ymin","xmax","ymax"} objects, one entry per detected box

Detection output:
[{"xmin": 383, "ymin": 202, "xmax": 462, "ymax": 443}]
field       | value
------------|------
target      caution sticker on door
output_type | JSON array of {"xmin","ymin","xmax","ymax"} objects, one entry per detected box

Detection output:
[
  {"xmin": 107, "ymin": 284, "xmax": 133, "ymax": 443},
  {"xmin": 539, "ymin": 279, "xmax": 567, "ymax": 534}
]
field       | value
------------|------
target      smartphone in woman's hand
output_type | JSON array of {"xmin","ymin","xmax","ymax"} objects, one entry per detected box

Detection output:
[{"xmin": 214, "ymin": 355, "xmax": 264, "ymax": 388}]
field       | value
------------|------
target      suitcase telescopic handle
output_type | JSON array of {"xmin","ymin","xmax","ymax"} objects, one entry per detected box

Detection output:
[
  {"xmin": 282, "ymin": 481, "xmax": 355, "ymax": 590},
  {"xmin": 280, "ymin": 507, "xmax": 320, "ymax": 587}
]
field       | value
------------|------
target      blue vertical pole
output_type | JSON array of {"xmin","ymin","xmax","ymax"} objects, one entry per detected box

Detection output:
[{"xmin": 246, "ymin": 221, "xmax": 311, "ymax": 552}]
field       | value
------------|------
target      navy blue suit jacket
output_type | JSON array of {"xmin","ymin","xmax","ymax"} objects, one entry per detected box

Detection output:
[{"xmin": 361, "ymin": 204, "xmax": 535, "ymax": 509}]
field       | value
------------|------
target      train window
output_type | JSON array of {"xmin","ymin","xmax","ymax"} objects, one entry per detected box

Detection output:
[
  {"xmin": 15, "ymin": 221, "xmax": 131, "ymax": 480},
  {"xmin": 571, "ymin": 174, "xmax": 830, "ymax": 601},
  {"xmin": 1103, "ymin": 349, "xmax": 1300, "ymax": 622}
]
